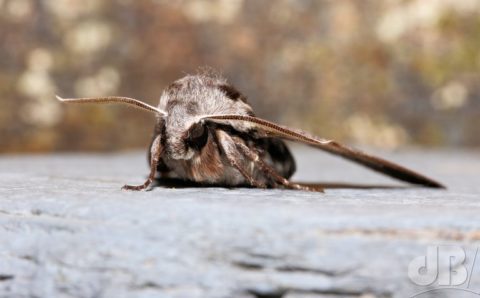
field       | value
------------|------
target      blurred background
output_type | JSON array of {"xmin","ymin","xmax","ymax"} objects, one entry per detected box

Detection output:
[{"xmin": 0, "ymin": 0, "xmax": 479, "ymax": 153}]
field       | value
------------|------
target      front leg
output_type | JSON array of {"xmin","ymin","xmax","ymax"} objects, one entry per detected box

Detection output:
[
  {"xmin": 234, "ymin": 139, "xmax": 323, "ymax": 192},
  {"xmin": 216, "ymin": 130, "xmax": 266, "ymax": 188},
  {"xmin": 122, "ymin": 135, "xmax": 163, "ymax": 191}
]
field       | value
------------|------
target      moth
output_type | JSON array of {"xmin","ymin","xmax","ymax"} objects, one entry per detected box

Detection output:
[{"xmin": 57, "ymin": 72, "xmax": 444, "ymax": 192}]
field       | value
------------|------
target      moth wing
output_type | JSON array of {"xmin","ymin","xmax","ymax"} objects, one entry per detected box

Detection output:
[
  {"xmin": 257, "ymin": 138, "xmax": 296, "ymax": 179},
  {"xmin": 201, "ymin": 115, "xmax": 445, "ymax": 188}
]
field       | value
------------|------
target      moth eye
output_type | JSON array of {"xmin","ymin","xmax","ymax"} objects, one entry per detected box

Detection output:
[{"xmin": 185, "ymin": 123, "xmax": 208, "ymax": 150}]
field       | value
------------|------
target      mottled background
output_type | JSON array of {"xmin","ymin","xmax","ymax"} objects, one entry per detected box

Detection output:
[{"xmin": 1, "ymin": 0, "xmax": 479, "ymax": 153}]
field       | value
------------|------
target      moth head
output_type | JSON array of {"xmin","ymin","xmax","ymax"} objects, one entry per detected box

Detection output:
[
  {"xmin": 184, "ymin": 122, "xmax": 208, "ymax": 151},
  {"xmin": 164, "ymin": 119, "xmax": 209, "ymax": 160}
]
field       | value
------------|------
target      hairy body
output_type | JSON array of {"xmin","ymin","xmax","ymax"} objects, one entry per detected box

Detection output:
[{"xmin": 153, "ymin": 74, "xmax": 295, "ymax": 187}]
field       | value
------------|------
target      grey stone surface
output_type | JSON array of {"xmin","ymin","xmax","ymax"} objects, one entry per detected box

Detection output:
[{"xmin": 0, "ymin": 147, "xmax": 480, "ymax": 298}]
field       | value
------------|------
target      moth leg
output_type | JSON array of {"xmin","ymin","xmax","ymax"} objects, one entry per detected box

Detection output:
[
  {"xmin": 234, "ymin": 140, "xmax": 324, "ymax": 192},
  {"xmin": 216, "ymin": 130, "xmax": 266, "ymax": 189},
  {"xmin": 122, "ymin": 135, "xmax": 163, "ymax": 191}
]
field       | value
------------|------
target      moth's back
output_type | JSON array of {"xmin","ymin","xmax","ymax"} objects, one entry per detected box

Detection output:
[{"xmin": 158, "ymin": 74, "xmax": 254, "ymax": 118}]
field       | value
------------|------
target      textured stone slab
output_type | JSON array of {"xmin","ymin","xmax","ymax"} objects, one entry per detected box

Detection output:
[{"xmin": 0, "ymin": 147, "xmax": 479, "ymax": 298}]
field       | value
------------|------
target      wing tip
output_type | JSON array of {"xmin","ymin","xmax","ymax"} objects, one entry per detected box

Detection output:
[{"xmin": 425, "ymin": 180, "xmax": 447, "ymax": 189}]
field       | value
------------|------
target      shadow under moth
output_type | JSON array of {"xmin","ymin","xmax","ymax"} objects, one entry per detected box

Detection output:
[{"xmin": 57, "ymin": 72, "xmax": 445, "ymax": 192}]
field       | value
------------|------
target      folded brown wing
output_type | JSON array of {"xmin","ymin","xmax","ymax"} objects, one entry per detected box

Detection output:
[{"xmin": 201, "ymin": 114, "xmax": 445, "ymax": 188}]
